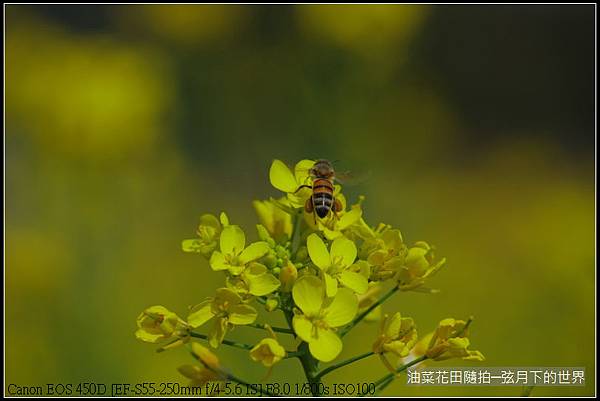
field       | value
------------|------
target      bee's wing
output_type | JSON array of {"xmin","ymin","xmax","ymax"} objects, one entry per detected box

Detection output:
[{"xmin": 334, "ymin": 169, "xmax": 372, "ymax": 186}]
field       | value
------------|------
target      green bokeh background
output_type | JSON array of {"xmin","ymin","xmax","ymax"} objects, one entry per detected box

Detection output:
[{"xmin": 5, "ymin": 4, "xmax": 595, "ymax": 397}]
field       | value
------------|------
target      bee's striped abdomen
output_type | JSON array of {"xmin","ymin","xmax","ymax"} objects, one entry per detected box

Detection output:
[{"xmin": 312, "ymin": 178, "xmax": 334, "ymax": 218}]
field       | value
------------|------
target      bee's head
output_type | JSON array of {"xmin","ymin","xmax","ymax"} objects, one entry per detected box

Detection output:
[{"xmin": 311, "ymin": 159, "xmax": 335, "ymax": 178}]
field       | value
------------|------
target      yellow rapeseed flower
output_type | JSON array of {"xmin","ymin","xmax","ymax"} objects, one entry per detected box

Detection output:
[
  {"xmin": 425, "ymin": 318, "xmax": 485, "ymax": 362},
  {"xmin": 396, "ymin": 241, "xmax": 445, "ymax": 291},
  {"xmin": 181, "ymin": 212, "xmax": 229, "ymax": 259},
  {"xmin": 292, "ymin": 275, "xmax": 358, "ymax": 362},
  {"xmin": 209, "ymin": 225, "xmax": 270, "ymax": 276},
  {"xmin": 269, "ymin": 159, "xmax": 315, "ymax": 208},
  {"xmin": 187, "ymin": 288, "xmax": 258, "ymax": 348},
  {"xmin": 135, "ymin": 305, "xmax": 185, "ymax": 343},
  {"xmin": 307, "ymin": 233, "xmax": 368, "ymax": 296},
  {"xmin": 372, "ymin": 312, "xmax": 417, "ymax": 358}
]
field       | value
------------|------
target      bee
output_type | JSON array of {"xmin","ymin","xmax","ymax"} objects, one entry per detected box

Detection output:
[{"xmin": 294, "ymin": 159, "xmax": 343, "ymax": 223}]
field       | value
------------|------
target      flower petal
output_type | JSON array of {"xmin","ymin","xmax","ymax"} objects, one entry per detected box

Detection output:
[
  {"xmin": 219, "ymin": 212, "xmax": 230, "ymax": 226},
  {"xmin": 307, "ymin": 233, "xmax": 331, "ymax": 270},
  {"xmin": 270, "ymin": 159, "xmax": 298, "ymax": 193},
  {"xmin": 238, "ymin": 241, "xmax": 270, "ymax": 264},
  {"xmin": 309, "ymin": 328, "xmax": 343, "ymax": 362},
  {"xmin": 134, "ymin": 329, "xmax": 163, "ymax": 343},
  {"xmin": 199, "ymin": 214, "xmax": 221, "ymax": 231},
  {"xmin": 292, "ymin": 314, "xmax": 315, "ymax": 343},
  {"xmin": 330, "ymin": 237, "xmax": 357, "ymax": 267},
  {"xmin": 191, "ymin": 342, "xmax": 221, "ymax": 370},
  {"xmin": 292, "ymin": 275, "xmax": 324, "ymax": 316},
  {"xmin": 324, "ymin": 288, "xmax": 358, "ymax": 327},
  {"xmin": 208, "ymin": 317, "xmax": 228, "ymax": 348},
  {"xmin": 228, "ymin": 304, "xmax": 258, "ymax": 325},
  {"xmin": 220, "ymin": 225, "xmax": 246, "ymax": 256},
  {"xmin": 187, "ymin": 300, "xmax": 215, "ymax": 328},
  {"xmin": 214, "ymin": 288, "xmax": 242, "ymax": 309},
  {"xmin": 384, "ymin": 312, "xmax": 402, "ymax": 338},
  {"xmin": 323, "ymin": 272, "xmax": 338, "ymax": 298},
  {"xmin": 339, "ymin": 270, "xmax": 368, "ymax": 294},
  {"xmin": 209, "ymin": 251, "xmax": 230, "ymax": 271},
  {"xmin": 250, "ymin": 338, "xmax": 286, "ymax": 367},
  {"xmin": 247, "ymin": 273, "xmax": 281, "ymax": 296},
  {"xmin": 295, "ymin": 159, "xmax": 315, "ymax": 183},
  {"xmin": 337, "ymin": 207, "xmax": 362, "ymax": 230},
  {"xmin": 322, "ymin": 227, "xmax": 344, "ymax": 241}
]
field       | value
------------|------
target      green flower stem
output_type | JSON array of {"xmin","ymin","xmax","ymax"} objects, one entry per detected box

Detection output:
[
  {"xmin": 190, "ymin": 331, "xmax": 298, "ymax": 356},
  {"xmin": 297, "ymin": 341, "xmax": 322, "ymax": 397},
  {"xmin": 291, "ymin": 210, "xmax": 304, "ymax": 257},
  {"xmin": 281, "ymin": 297, "xmax": 321, "ymax": 396},
  {"xmin": 246, "ymin": 322, "xmax": 294, "ymax": 334},
  {"xmin": 286, "ymin": 210, "xmax": 322, "ymax": 396},
  {"xmin": 366, "ymin": 354, "xmax": 428, "ymax": 396},
  {"xmin": 339, "ymin": 285, "xmax": 400, "ymax": 337},
  {"xmin": 189, "ymin": 332, "xmax": 253, "ymax": 350},
  {"xmin": 314, "ymin": 351, "xmax": 375, "ymax": 380},
  {"xmin": 283, "ymin": 350, "xmax": 304, "ymax": 359}
]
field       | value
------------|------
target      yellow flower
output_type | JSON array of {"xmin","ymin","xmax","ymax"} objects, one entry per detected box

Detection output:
[
  {"xmin": 225, "ymin": 262, "xmax": 281, "ymax": 297},
  {"xmin": 364, "ymin": 229, "xmax": 407, "ymax": 281},
  {"xmin": 307, "ymin": 233, "xmax": 368, "ymax": 296},
  {"xmin": 250, "ymin": 338, "xmax": 286, "ymax": 367},
  {"xmin": 187, "ymin": 288, "xmax": 258, "ymax": 348},
  {"xmin": 372, "ymin": 312, "xmax": 417, "ymax": 358},
  {"xmin": 253, "ymin": 198, "xmax": 293, "ymax": 242},
  {"xmin": 209, "ymin": 225, "xmax": 270, "ymax": 276},
  {"xmin": 269, "ymin": 159, "xmax": 315, "ymax": 208},
  {"xmin": 181, "ymin": 212, "xmax": 229, "ymax": 259},
  {"xmin": 178, "ymin": 343, "xmax": 226, "ymax": 389},
  {"xmin": 292, "ymin": 275, "xmax": 358, "ymax": 362},
  {"xmin": 279, "ymin": 260, "xmax": 298, "ymax": 292},
  {"xmin": 308, "ymin": 193, "xmax": 363, "ymax": 240},
  {"xmin": 396, "ymin": 241, "xmax": 445, "ymax": 291},
  {"xmin": 425, "ymin": 318, "xmax": 485, "ymax": 362},
  {"xmin": 135, "ymin": 305, "xmax": 185, "ymax": 343}
]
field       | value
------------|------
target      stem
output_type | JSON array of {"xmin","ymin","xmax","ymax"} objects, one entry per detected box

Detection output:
[
  {"xmin": 246, "ymin": 322, "xmax": 294, "ymax": 335},
  {"xmin": 366, "ymin": 355, "xmax": 428, "ymax": 396},
  {"xmin": 297, "ymin": 342, "xmax": 322, "ymax": 397},
  {"xmin": 190, "ymin": 331, "xmax": 297, "ymax": 356},
  {"xmin": 285, "ymin": 210, "xmax": 322, "ymax": 396},
  {"xmin": 291, "ymin": 210, "xmax": 303, "ymax": 257},
  {"xmin": 339, "ymin": 285, "xmax": 399, "ymax": 337},
  {"xmin": 284, "ymin": 350, "xmax": 304, "ymax": 359},
  {"xmin": 189, "ymin": 332, "xmax": 253, "ymax": 350},
  {"xmin": 281, "ymin": 298, "xmax": 321, "ymax": 396},
  {"xmin": 314, "ymin": 351, "xmax": 375, "ymax": 380}
]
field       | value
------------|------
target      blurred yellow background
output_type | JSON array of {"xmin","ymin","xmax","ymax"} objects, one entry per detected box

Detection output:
[{"xmin": 5, "ymin": 4, "xmax": 595, "ymax": 397}]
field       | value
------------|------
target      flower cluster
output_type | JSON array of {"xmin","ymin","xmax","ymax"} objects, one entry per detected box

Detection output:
[{"xmin": 135, "ymin": 159, "xmax": 484, "ymax": 395}]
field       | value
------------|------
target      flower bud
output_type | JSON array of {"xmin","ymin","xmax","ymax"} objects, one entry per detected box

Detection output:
[
  {"xmin": 135, "ymin": 305, "xmax": 181, "ymax": 343},
  {"xmin": 279, "ymin": 261, "xmax": 298, "ymax": 292},
  {"xmin": 265, "ymin": 297, "xmax": 279, "ymax": 312}
]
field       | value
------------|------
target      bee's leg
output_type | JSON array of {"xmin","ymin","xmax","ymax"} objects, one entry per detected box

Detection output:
[
  {"xmin": 305, "ymin": 196, "xmax": 317, "ymax": 225},
  {"xmin": 305, "ymin": 196, "xmax": 314, "ymax": 213},
  {"xmin": 294, "ymin": 185, "xmax": 312, "ymax": 194},
  {"xmin": 332, "ymin": 198, "xmax": 343, "ymax": 220}
]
